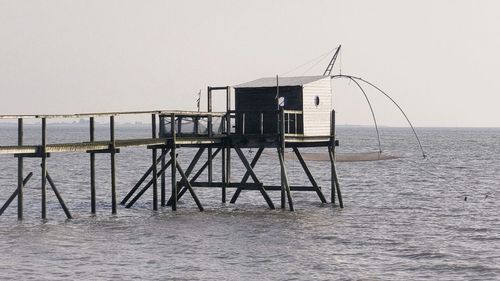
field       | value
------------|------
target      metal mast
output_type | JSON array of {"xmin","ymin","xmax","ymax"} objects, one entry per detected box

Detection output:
[{"xmin": 323, "ymin": 45, "xmax": 341, "ymax": 76}]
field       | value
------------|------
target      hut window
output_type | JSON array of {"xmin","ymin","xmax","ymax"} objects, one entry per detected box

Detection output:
[{"xmin": 314, "ymin": 96, "xmax": 320, "ymax": 107}]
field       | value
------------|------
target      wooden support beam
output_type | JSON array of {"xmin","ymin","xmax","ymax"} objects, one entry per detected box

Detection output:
[
  {"xmin": 208, "ymin": 147, "xmax": 213, "ymax": 185},
  {"xmin": 221, "ymin": 147, "xmax": 226, "ymax": 203},
  {"xmin": 17, "ymin": 118, "xmax": 23, "ymax": 220},
  {"xmin": 230, "ymin": 147, "xmax": 264, "ymax": 204},
  {"xmin": 279, "ymin": 108, "xmax": 286, "ymax": 209},
  {"xmin": 41, "ymin": 118, "xmax": 47, "ymax": 219},
  {"xmin": 167, "ymin": 147, "xmax": 220, "ymax": 206},
  {"xmin": 292, "ymin": 147, "xmax": 327, "ymax": 203},
  {"xmin": 161, "ymin": 148, "xmax": 166, "ymax": 206},
  {"xmin": 90, "ymin": 116, "xmax": 96, "ymax": 214},
  {"xmin": 151, "ymin": 114, "xmax": 158, "ymax": 211},
  {"xmin": 329, "ymin": 109, "xmax": 343, "ymax": 208},
  {"xmin": 120, "ymin": 149, "xmax": 169, "ymax": 206},
  {"xmin": 125, "ymin": 158, "xmax": 173, "ymax": 208},
  {"xmin": 46, "ymin": 171, "xmax": 72, "ymax": 219},
  {"xmin": 110, "ymin": 116, "xmax": 117, "ymax": 214},
  {"xmin": 190, "ymin": 182, "xmax": 318, "ymax": 191},
  {"xmin": 328, "ymin": 146, "xmax": 343, "ymax": 208},
  {"xmin": 175, "ymin": 161, "xmax": 204, "ymax": 211},
  {"xmin": 277, "ymin": 148, "xmax": 294, "ymax": 211},
  {"xmin": 170, "ymin": 113, "xmax": 177, "ymax": 211},
  {"xmin": 234, "ymin": 146, "xmax": 274, "ymax": 209},
  {"xmin": 0, "ymin": 172, "xmax": 33, "ymax": 216}
]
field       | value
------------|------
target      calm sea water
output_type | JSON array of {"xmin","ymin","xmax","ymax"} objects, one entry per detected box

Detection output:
[{"xmin": 1, "ymin": 125, "xmax": 499, "ymax": 280}]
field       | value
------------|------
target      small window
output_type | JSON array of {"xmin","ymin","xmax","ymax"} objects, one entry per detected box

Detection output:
[{"xmin": 314, "ymin": 96, "xmax": 320, "ymax": 107}]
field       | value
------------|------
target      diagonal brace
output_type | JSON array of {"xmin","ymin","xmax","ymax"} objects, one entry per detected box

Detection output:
[
  {"xmin": 0, "ymin": 172, "xmax": 33, "ymax": 216},
  {"xmin": 230, "ymin": 147, "xmax": 264, "ymax": 204},
  {"xmin": 293, "ymin": 147, "xmax": 327, "ymax": 203},
  {"xmin": 234, "ymin": 146, "xmax": 275, "ymax": 209}
]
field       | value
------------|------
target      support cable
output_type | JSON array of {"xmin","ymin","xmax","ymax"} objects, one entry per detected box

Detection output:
[{"xmin": 280, "ymin": 48, "xmax": 337, "ymax": 77}]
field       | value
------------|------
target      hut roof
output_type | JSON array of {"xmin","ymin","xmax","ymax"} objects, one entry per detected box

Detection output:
[{"xmin": 234, "ymin": 75, "xmax": 328, "ymax": 88}]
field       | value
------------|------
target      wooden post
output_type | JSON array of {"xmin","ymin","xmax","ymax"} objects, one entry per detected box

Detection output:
[
  {"xmin": 90, "ymin": 117, "xmax": 96, "ymax": 214},
  {"xmin": 110, "ymin": 116, "xmax": 117, "ymax": 214},
  {"xmin": 221, "ymin": 145, "xmax": 226, "ymax": 203},
  {"xmin": 170, "ymin": 113, "xmax": 177, "ymax": 211},
  {"xmin": 279, "ymin": 109, "xmax": 286, "ymax": 209},
  {"xmin": 225, "ymin": 87, "xmax": 232, "ymax": 194},
  {"xmin": 160, "ymin": 116, "xmax": 167, "ymax": 206},
  {"xmin": 161, "ymin": 148, "xmax": 166, "ymax": 207},
  {"xmin": 17, "ymin": 118, "xmax": 23, "ymax": 220},
  {"xmin": 151, "ymin": 114, "xmax": 158, "ymax": 211},
  {"xmin": 277, "ymin": 148, "xmax": 293, "ymax": 211},
  {"xmin": 41, "ymin": 118, "xmax": 47, "ymax": 219},
  {"xmin": 330, "ymin": 110, "xmax": 343, "ymax": 208}
]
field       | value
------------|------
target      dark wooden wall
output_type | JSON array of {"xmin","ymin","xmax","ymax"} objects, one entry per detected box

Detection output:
[{"xmin": 234, "ymin": 86, "xmax": 302, "ymax": 135}]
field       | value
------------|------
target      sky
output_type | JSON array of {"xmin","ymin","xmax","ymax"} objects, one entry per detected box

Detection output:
[{"xmin": 0, "ymin": 0, "xmax": 499, "ymax": 127}]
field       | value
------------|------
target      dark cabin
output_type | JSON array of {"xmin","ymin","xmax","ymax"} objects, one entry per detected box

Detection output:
[{"xmin": 233, "ymin": 75, "xmax": 332, "ymax": 137}]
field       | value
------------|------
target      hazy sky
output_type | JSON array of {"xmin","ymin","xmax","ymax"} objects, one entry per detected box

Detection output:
[{"xmin": 1, "ymin": 0, "xmax": 499, "ymax": 127}]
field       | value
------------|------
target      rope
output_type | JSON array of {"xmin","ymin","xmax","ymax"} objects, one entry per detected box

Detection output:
[{"xmin": 280, "ymin": 48, "xmax": 337, "ymax": 76}]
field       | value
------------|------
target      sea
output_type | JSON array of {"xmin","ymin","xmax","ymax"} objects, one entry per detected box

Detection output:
[{"xmin": 0, "ymin": 125, "xmax": 499, "ymax": 280}]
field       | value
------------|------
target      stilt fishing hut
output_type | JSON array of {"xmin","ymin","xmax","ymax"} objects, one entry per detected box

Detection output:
[
  {"xmin": 0, "ymin": 75, "xmax": 343, "ymax": 220},
  {"xmin": 128, "ymin": 75, "xmax": 343, "ymax": 212}
]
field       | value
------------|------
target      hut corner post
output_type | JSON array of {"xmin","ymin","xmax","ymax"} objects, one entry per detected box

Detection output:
[
  {"xmin": 17, "ymin": 118, "xmax": 24, "ymax": 220},
  {"xmin": 330, "ymin": 110, "xmax": 343, "ymax": 208}
]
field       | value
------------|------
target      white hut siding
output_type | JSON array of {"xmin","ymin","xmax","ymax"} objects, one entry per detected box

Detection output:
[{"xmin": 302, "ymin": 77, "xmax": 331, "ymax": 136}]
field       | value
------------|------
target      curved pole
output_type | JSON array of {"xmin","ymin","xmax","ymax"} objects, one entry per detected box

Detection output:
[
  {"xmin": 348, "ymin": 77, "xmax": 382, "ymax": 154},
  {"xmin": 332, "ymin": 74, "xmax": 426, "ymax": 158}
]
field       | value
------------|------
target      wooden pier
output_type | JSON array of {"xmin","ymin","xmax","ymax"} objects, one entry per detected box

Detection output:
[{"xmin": 1, "ymin": 77, "xmax": 343, "ymax": 220}]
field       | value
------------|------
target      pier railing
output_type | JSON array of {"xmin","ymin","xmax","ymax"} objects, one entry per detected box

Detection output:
[{"xmin": 228, "ymin": 109, "xmax": 304, "ymax": 136}]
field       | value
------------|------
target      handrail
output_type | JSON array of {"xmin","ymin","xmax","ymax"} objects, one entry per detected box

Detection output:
[{"xmin": 0, "ymin": 110, "xmax": 226, "ymax": 120}]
